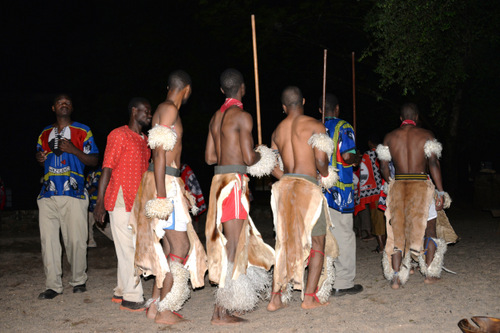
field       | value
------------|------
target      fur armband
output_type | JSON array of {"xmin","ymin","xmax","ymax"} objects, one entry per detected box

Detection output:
[
  {"xmin": 247, "ymin": 145, "xmax": 278, "ymax": 178},
  {"xmin": 424, "ymin": 139, "xmax": 442, "ymax": 159},
  {"xmin": 148, "ymin": 124, "xmax": 177, "ymax": 151},
  {"xmin": 308, "ymin": 133, "xmax": 334, "ymax": 158},
  {"xmin": 321, "ymin": 165, "xmax": 339, "ymax": 189},
  {"xmin": 376, "ymin": 144, "xmax": 391, "ymax": 162},
  {"xmin": 438, "ymin": 191, "xmax": 452, "ymax": 209},
  {"xmin": 145, "ymin": 198, "xmax": 173, "ymax": 219}
]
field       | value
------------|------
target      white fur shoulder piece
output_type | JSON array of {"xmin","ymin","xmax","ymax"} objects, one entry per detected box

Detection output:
[
  {"xmin": 424, "ymin": 139, "xmax": 442, "ymax": 159},
  {"xmin": 321, "ymin": 165, "xmax": 339, "ymax": 189},
  {"xmin": 247, "ymin": 145, "xmax": 278, "ymax": 178},
  {"xmin": 376, "ymin": 144, "xmax": 391, "ymax": 162},
  {"xmin": 148, "ymin": 124, "xmax": 177, "ymax": 151},
  {"xmin": 308, "ymin": 133, "xmax": 334, "ymax": 158},
  {"xmin": 145, "ymin": 198, "xmax": 173, "ymax": 220}
]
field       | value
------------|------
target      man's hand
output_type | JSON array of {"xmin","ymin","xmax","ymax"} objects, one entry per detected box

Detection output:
[
  {"xmin": 435, "ymin": 196, "xmax": 444, "ymax": 211},
  {"xmin": 93, "ymin": 201, "xmax": 107, "ymax": 225},
  {"xmin": 59, "ymin": 138, "xmax": 79, "ymax": 155},
  {"xmin": 36, "ymin": 150, "xmax": 48, "ymax": 163}
]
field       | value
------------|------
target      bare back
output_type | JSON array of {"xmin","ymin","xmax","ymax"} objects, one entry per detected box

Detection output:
[
  {"xmin": 384, "ymin": 125, "xmax": 434, "ymax": 174},
  {"xmin": 205, "ymin": 106, "xmax": 258, "ymax": 166},
  {"xmin": 152, "ymin": 101, "xmax": 183, "ymax": 168},
  {"xmin": 272, "ymin": 114, "xmax": 328, "ymax": 178}
]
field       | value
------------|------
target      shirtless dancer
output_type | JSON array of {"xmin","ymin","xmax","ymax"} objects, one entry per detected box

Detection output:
[
  {"xmin": 129, "ymin": 70, "xmax": 207, "ymax": 324},
  {"xmin": 267, "ymin": 87, "xmax": 339, "ymax": 311},
  {"xmin": 377, "ymin": 103, "xmax": 447, "ymax": 289},
  {"xmin": 205, "ymin": 68, "xmax": 275, "ymax": 325}
]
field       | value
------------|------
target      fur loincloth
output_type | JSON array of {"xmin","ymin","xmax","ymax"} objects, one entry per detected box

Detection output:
[
  {"xmin": 270, "ymin": 175, "xmax": 339, "ymax": 303},
  {"xmin": 205, "ymin": 172, "xmax": 275, "ymax": 311},
  {"xmin": 383, "ymin": 177, "xmax": 434, "ymax": 280},
  {"xmin": 129, "ymin": 171, "xmax": 207, "ymax": 289}
]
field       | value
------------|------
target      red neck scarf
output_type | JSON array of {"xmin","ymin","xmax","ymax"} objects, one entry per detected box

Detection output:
[
  {"xmin": 401, "ymin": 119, "xmax": 417, "ymax": 127},
  {"xmin": 220, "ymin": 98, "xmax": 243, "ymax": 113}
]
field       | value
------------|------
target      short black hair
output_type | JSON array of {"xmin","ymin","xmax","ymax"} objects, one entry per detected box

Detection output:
[
  {"xmin": 53, "ymin": 93, "xmax": 72, "ymax": 105},
  {"xmin": 319, "ymin": 93, "xmax": 338, "ymax": 112},
  {"xmin": 168, "ymin": 70, "xmax": 192, "ymax": 90},
  {"xmin": 220, "ymin": 68, "xmax": 244, "ymax": 97},
  {"xmin": 400, "ymin": 103, "xmax": 419, "ymax": 120},
  {"xmin": 281, "ymin": 86, "xmax": 303, "ymax": 107},
  {"xmin": 128, "ymin": 97, "xmax": 150, "ymax": 115}
]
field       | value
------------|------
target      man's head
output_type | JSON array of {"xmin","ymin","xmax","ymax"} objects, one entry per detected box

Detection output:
[
  {"xmin": 52, "ymin": 94, "xmax": 73, "ymax": 117},
  {"xmin": 128, "ymin": 97, "xmax": 152, "ymax": 128},
  {"xmin": 318, "ymin": 93, "xmax": 339, "ymax": 117},
  {"xmin": 167, "ymin": 70, "xmax": 192, "ymax": 103},
  {"xmin": 281, "ymin": 86, "xmax": 304, "ymax": 113},
  {"xmin": 220, "ymin": 68, "xmax": 245, "ymax": 98},
  {"xmin": 400, "ymin": 103, "xmax": 419, "ymax": 121}
]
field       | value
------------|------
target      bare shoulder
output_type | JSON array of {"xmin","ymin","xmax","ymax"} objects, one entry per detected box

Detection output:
[
  {"xmin": 156, "ymin": 101, "xmax": 178, "ymax": 115},
  {"xmin": 300, "ymin": 115, "xmax": 325, "ymax": 133}
]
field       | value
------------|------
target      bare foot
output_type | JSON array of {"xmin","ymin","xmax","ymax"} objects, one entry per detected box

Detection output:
[
  {"xmin": 391, "ymin": 275, "xmax": 401, "ymax": 290},
  {"xmin": 301, "ymin": 295, "xmax": 329, "ymax": 310},
  {"xmin": 211, "ymin": 305, "xmax": 247, "ymax": 326},
  {"xmin": 155, "ymin": 310, "xmax": 187, "ymax": 325},
  {"xmin": 410, "ymin": 267, "xmax": 415, "ymax": 275},
  {"xmin": 267, "ymin": 294, "xmax": 286, "ymax": 312},
  {"xmin": 146, "ymin": 302, "xmax": 157, "ymax": 320},
  {"xmin": 424, "ymin": 276, "xmax": 440, "ymax": 284}
]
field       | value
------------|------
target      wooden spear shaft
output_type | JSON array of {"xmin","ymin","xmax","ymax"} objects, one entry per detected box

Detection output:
[
  {"xmin": 322, "ymin": 49, "xmax": 327, "ymax": 124},
  {"xmin": 251, "ymin": 14, "xmax": 262, "ymax": 145},
  {"xmin": 352, "ymin": 51, "xmax": 357, "ymax": 135}
]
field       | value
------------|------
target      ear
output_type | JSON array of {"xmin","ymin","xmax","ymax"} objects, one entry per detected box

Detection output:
[
  {"xmin": 241, "ymin": 83, "xmax": 246, "ymax": 97},
  {"xmin": 220, "ymin": 87, "xmax": 225, "ymax": 95},
  {"xmin": 52, "ymin": 105, "xmax": 56, "ymax": 112},
  {"xmin": 400, "ymin": 116, "xmax": 403, "ymax": 122},
  {"xmin": 302, "ymin": 98, "xmax": 306, "ymax": 106}
]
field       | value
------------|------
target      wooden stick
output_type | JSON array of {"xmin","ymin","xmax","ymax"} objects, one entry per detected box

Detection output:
[
  {"xmin": 352, "ymin": 51, "xmax": 356, "ymax": 135},
  {"xmin": 251, "ymin": 14, "xmax": 262, "ymax": 145},
  {"xmin": 322, "ymin": 49, "xmax": 327, "ymax": 124}
]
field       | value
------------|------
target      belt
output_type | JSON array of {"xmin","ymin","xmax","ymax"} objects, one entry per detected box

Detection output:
[
  {"xmin": 214, "ymin": 165, "xmax": 247, "ymax": 175},
  {"xmin": 148, "ymin": 163, "xmax": 181, "ymax": 177},
  {"xmin": 394, "ymin": 173, "xmax": 428, "ymax": 180},
  {"xmin": 283, "ymin": 173, "xmax": 318, "ymax": 185}
]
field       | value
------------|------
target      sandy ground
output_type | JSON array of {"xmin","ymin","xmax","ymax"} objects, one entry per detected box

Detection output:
[{"xmin": 0, "ymin": 200, "xmax": 499, "ymax": 333}]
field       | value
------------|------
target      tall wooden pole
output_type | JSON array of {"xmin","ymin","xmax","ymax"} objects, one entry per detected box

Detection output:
[
  {"xmin": 352, "ymin": 51, "xmax": 357, "ymax": 135},
  {"xmin": 251, "ymin": 14, "xmax": 262, "ymax": 145},
  {"xmin": 322, "ymin": 49, "xmax": 327, "ymax": 124}
]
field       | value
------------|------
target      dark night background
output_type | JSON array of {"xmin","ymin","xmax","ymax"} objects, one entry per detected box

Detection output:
[{"xmin": 1, "ymin": 1, "xmax": 499, "ymax": 210}]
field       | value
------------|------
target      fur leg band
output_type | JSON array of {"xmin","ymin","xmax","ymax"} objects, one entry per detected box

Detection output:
[
  {"xmin": 148, "ymin": 124, "xmax": 177, "ymax": 151},
  {"xmin": 418, "ymin": 238, "xmax": 447, "ymax": 278},
  {"xmin": 214, "ymin": 264, "xmax": 272, "ymax": 313},
  {"xmin": 382, "ymin": 251, "xmax": 411, "ymax": 285},
  {"xmin": 247, "ymin": 145, "xmax": 278, "ymax": 178},
  {"xmin": 321, "ymin": 165, "xmax": 339, "ymax": 189},
  {"xmin": 157, "ymin": 261, "xmax": 191, "ymax": 313},
  {"xmin": 376, "ymin": 144, "xmax": 391, "ymax": 162},
  {"xmin": 145, "ymin": 198, "xmax": 173, "ymax": 220},
  {"xmin": 308, "ymin": 133, "xmax": 334, "ymax": 158},
  {"xmin": 424, "ymin": 139, "xmax": 442, "ymax": 159},
  {"xmin": 316, "ymin": 256, "xmax": 335, "ymax": 303}
]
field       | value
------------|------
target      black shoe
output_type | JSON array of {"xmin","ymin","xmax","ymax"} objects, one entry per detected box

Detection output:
[
  {"xmin": 120, "ymin": 300, "xmax": 146, "ymax": 312},
  {"xmin": 73, "ymin": 284, "xmax": 87, "ymax": 293},
  {"xmin": 333, "ymin": 284, "xmax": 363, "ymax": 297},
  {"xmin": 38, "ymin": 289, "xmax": 61, "ymax": 300}
]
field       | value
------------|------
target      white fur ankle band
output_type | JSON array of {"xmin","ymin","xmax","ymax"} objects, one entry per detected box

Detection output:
[
  {"xmin": 157, "ymin": 261, "xmax": 191, "ymax": 312},
  {"xmin": 424, "ymin": 139, "xmax": 442, "ymax": 159},
  {"xmin": 308, "ymin": 133, "xmax": 334, "ymax": 158},
  {"xmin": 148, "ymin": 124, "xmax": 177, "ymax": 151},
  {"xmin": 376, "ymin": 144, "xmax": 391, "ymax": 162},
  {"xmin": 145, "ymin": 198, "xmax": 173, "ymax": 219},
  {"xmin": 247, "ymin": 145, "xmax": 278, "ymax": 178}
]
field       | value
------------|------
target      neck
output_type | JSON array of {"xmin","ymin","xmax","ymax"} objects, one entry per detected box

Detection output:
[
  {"xmin": 128, "ymin": 120, "xmax": 142, "ymax": 134},
  {"xmin": 166, "ymin": 90, "xmax": 183, "ymax": 110},
  {"xmin": 56, "ymin": 116, "xmax": 72, "ymax": 129},
  {"xmin": 401, "ymin": 119, "xmax": 417, "ymax": 127}
]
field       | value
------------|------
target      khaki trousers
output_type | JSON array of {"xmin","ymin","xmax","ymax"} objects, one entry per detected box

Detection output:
[
  {"xmin": 109, "ymin": 207, "xmax": 143, "ymax": 302},
  {"xmin": 329, "ymin": 208, "xmax": 356, "ymax": 289},
  {"xmin": 38, "ymin": 195, "xmax": 88, "ymax": 293}
]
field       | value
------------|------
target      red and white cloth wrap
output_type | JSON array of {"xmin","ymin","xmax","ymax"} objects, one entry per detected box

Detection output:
[{"xmin": 220, "ymin": 98, "xmax": 243, "ymax": 113}]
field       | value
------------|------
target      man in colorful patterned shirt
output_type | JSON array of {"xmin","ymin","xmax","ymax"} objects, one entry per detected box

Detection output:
[
  {"xmin": 36, "ymin": 94, "xmax": 99, "ymax": 300},
  {"xmin": 94, "ymin": 97, "xmax": 152, "ymax": 311},
  {"xmin": 320, "ymin": 93, "xmax": 363, "ymax": 297}
]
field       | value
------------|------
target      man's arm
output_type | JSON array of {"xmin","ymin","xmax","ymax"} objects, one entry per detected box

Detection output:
[
  {"xmin": 59, "ymin": 139, "xmax": 98, "ymax": 166},
  {"xmin": 94, "ymin": 167, "xmax": 112, "ymax": 223},
  {"xmin": 270, "ymin": 131, "xmax": 283, "ymax": 179},
  {"xmin": 312, "ymin": 122, "xmax": 329, "ymax": 177},
  {"xmin": 205, "ymin": 118, "xmax": 217, "ymax": 165},
  {"xmin": 239, "ymin": 111, "xmax": 260, "ymax": 166},
  {"xmin": 153, "ymin": 104, "xmax": 177, "ymax": 198},
  {"xmin": 380, "ymin": 135, "xmax": 391, "ymax": 182}
]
